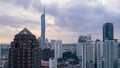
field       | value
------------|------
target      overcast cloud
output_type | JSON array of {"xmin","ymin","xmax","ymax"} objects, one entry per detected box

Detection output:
[{"xmin": 0, "ymin": 0, "xmax": 120, "ymax": 43}]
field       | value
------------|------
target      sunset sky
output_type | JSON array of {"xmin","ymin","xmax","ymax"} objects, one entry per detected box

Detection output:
[{"xmin": 0, "ymin": 0, "xmax": 120, "ymax": 43}]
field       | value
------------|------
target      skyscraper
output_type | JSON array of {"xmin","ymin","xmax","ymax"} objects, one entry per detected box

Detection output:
[
  {"xmin": 40, "ymin": 4, "xmax": 46, "ymax": 49},
  {"xmin": 82, "ymin": 42, "xmax": 87, "ymax": 68},
  {"xmin": 103, "ymin": 23, "xmax": 114, "ymax": 41},
  {"xmin": 78, "ymin": 35, "xmax": 94, "ymax": 68},
  {"xmin": 94, "ymin": 40, "xmax": 104, "ymax": 68},
  {"xmin": 41, "ymin": 8, "xmax": 45, "ymax": 41},
  {"xmin": 104, "ymin": 39, "xmax": 119, "ymax": 68},
  {"xmin": 9, "ymin": 28, "xmax": 41, "ymax": 68}
]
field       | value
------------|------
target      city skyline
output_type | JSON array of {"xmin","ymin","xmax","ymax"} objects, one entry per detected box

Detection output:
[{"xmin": 0, "ymin": 0, "xmax": 120, "ymax": 43}]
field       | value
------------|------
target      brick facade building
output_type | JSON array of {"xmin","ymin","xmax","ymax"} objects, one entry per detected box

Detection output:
[{"xmin": 9, "ymin": 28, "xmax": 41, "ymax": 68}]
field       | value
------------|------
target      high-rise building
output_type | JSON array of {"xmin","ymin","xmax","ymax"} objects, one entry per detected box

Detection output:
[
  {"xmin": 118, "ymin": 43, "xmax": 120, "ymax": 58},
  {"xmin": 40, "ymin": 5, "xmax": 46, "ymax": 49},
  {"xmin": 104, "ymin": 40, "xmax": 118, "ymax": 68},
  {"xmin": 62, "ymin": 44, "xmax": 76, "ymax": 53},
  {"xmin": 78, "ymin": 35, "xmax": 94, "ymax": 68},
  {"xmin": 76, "ymin": 43, "xmax": 82, "ymax": 60},
  {"xmin": 82, "ymin": 42, "xmax": 87, "ymax": 68},
  {"xmin": 50, "ymin": 40, "xmax": 62, "ymax": 59},
  {"xmin": 93, "ymin": 39, "xmax": 103, "ymax": 68},
  {"xmin": 97, "ymin": 60, "xmax": 103, "ymax": 68},
  {"xmin": 103, "ymin": 23, "xmax": 114, "ymax": 41},
  {"xmin": 9, "ymin": 28, "xmax": 41, "ymax": 68},
  {"xmin": 118, "ymin": 58, "xmax": 120, "ymax": 68},
  {"xmin": 78, "ymin": 35, "xmax": 91, "ymax": 43}
]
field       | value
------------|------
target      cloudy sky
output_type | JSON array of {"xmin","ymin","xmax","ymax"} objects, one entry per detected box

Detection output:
[{"xmin": 0, "ymin": 0, "xmax": 120, "ymax": 43}]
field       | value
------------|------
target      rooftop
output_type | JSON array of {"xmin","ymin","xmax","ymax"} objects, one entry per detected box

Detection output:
[{"xmin": 18, "ymin": 28, "xmax": 32, "ymax": 35}]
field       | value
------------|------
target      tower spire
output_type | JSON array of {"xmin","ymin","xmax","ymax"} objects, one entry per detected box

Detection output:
[
  {"xmin": 40, "ymin": 0, "xmax": 46, "ymax": 49},
  {"xmin": 43, "ymin": 0, "xmax": 45, "ymax": 14}
]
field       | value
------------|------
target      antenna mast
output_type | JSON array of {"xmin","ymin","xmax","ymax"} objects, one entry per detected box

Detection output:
[{"xmin": 42, "ymin": 0, "xmax": 45, "ymax": 14}]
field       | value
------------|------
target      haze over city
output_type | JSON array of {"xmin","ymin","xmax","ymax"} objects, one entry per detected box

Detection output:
[{"xmin": 0, "ymin": 0, "xmax": 120, "ymax": 43}]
